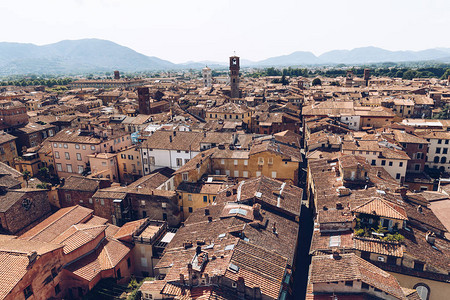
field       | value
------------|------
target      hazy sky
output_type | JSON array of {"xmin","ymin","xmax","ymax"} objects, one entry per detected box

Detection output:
[{"xmin": 1, "ymin": 0, "xmax": 449, "ymax": 63}]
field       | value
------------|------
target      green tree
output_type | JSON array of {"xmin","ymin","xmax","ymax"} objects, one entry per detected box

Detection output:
[
  {"xmin": 22, "ymin": 170, "xmax": 31, "ymax": 187},
  {"xmin": 312, "ymin": 78, "xmax": 322, "ymax": 86},
  {"xmin": 433, "ymin": 103, "xmax": 450, "ymax": 119}
]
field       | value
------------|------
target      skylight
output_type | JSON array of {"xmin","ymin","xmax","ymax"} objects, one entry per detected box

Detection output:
[{"xmin": 229, "ymin": 208, "xmax": 248, "ymax": 216}]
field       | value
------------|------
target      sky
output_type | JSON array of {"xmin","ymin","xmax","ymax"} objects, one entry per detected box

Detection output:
[{"xmin": 0, "ymin": 0, "xmax": 449, "ymax": 63}]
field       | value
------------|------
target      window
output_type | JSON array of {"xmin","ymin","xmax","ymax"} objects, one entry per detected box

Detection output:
[
  {"xmin": 221, "ymin": 159, "xmax": 225, "ymax": 165},
  {"xmin": 56, "ymin": 163, "xmax": 62, "ymax": 171},
  {"xmin": 444, "ymin": 148, "xmax": 448, "ymax": 154},
  {"xmin": 389, "ymin": 161, "xmax": 393, "ymax": 166},
  {"xmin": 55, "ymin": 151, "xmax": 60, "ymax": 159},
  {"xmin": 436, "ymin": 147, "xmax": 441, "ymax": 154},
  {"xmin": 75, "ymin": 144, "xmax": 80, "ymax": 149},
  {"xmin": 65, "ymin": 193, "xmax": 71, "ymax": 202},
  {"xmin": 441, "ymin": 157, "xmax": 447, "ymax": 163},
  {"xmin": 399, "ymin": 162, "xmax": 403, "ymax": 167},
  {"xmin": 258, "ymin": 157, "xmax": 264, "ymax": 165},
  {"xmin": 127, "ymin": 257, "xmax": 131, "ymax": 268},
  {"xmin": 100, "ymin": 199, "xmax": 105, "ymax": 206},
  {"xmin": 188, "ymin": 194, "xmax": 192, "ymax": 201},
  {"xmin": 414, "ymin": 164, "xmax": 420, "ymax": 171},
  {"xmin": 244, "ymin": 160, "xmax": 248, "ymax": 166},
  {"xmin": 140, "ymin": 257, "xmax": 148, "ymax": 267},
  {"xmin": 102, "ymin": 161, "xmax": 107, "ymax": 166},
  {"xmin": 434, "ymin": 156, "xmax": 439, "ymax": 163},
  {"xmin": 91, "ymin": 145, "xmax": 96, "ymax": 150},
  {"xmin": 345, "ymin": 281, "xmax": 353, "ymax": 287},
  {"xmin": 176, "ymin": 158, "xmax": 182, "ymax": 167},
  {"xmin": 268, "ymin": 157, "xmax": 273, "ymax": 164},
  {"xmin": 89, "ymin": 198, "xmax": 93, "ymax": 204},
  {"xmin": 67, "ymin": 164, "xmax": 73, "ymax": 173},
  {"xmin": 381, "ymin": 160, "xmax": 386, "ymax": 166},
  {"xmin": 65, "ymin": 152, "xmax": 70, "ymax": 160},
  {"xmin": 234, "ymin": 159, "xmax": 238, "ymax": 165},
  {"xmin": 418, "ymin": 144, "xmax": 423, "ymax": 149},
  {"xmin": 371, "ymin": 160, "xmax": 376, "ymax": 166},
  {"xmin": 24, "ymin": 285, "xmax": 33, "ymax": 299},
  {"xmin": 182, "ymin": 173, "xmax": 188, "ymax": 181},
  {"xmin": 234, "ymin": 170, "xmax": 239, "ymax": 177},
  {"xmin": 53, "ymin": 143, "xmax": 58, "ymax": 148},
  {"xmin": 271, "ymin": 171, "xmax": 277, "ymax": 178},
  {"xmin": 256, "ymin": 171, "xmax": 261, "ymax": 177},
  {"xmin": 438, "ymin": 139, "xmax": 442, "ymax": 144},
  {"xmin": 414, "ymin": 261, "xmax": 424, "ymax": 271},
  {"xmin": 76, "ymin": 153, "xmax": 82, "ymax": 161},
  {"xmin": 361, "ymin": 282, "xmax": 369, "ymax": 290},
  {"xmin": 414, "ymin": 283, "xmax": 430, "ymax": 300},
  {"xmin": 82, "ymin": 145, "xmax": 86, "ymax": 150},
  {"xmin": 243, "ymin": 171, "xmax": 248, "ymax": 178},
  {"xmin": 63, "ymin": 143, "xmax": 68, "ymax": 148},
  {"xmin": 203, "ymin": 196, "xmax": 208, "ymax": 202},
  {"xmin": 163, "ymin": 213, "xmax": 167, "ymax": 220},
  {"xmin": 396, "ymin": 173, "xmax": 401, "ymax": 180}
]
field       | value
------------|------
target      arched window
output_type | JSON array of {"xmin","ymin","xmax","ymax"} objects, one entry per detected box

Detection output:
[
  {"xmin": 434, "ymin": 156, "xmax": 439, "ymax": 163},
  {"xmin": 414, "ymin": 283, "xmax": 430, "ymax": 300},
  {"xmin": 441, "ymin": 157, "xmax": 447, "ymax": 163}
]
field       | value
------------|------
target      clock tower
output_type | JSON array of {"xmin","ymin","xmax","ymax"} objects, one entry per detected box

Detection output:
[{"xmin": 229, "ymin": 55, "xmax": 240, "ymax": 98}]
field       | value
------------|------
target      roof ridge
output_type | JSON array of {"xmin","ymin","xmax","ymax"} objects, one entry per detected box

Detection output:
[{"xmin": 28, "ymin": 206, "xmax": 85, "ymax": 241}]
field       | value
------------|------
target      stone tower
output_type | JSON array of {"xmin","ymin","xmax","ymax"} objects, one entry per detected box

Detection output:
[
  {"xmin": 137, "ymin": 87, "xmax": 150, "ymax": 115},
  {"xmin": 202, "ymin": 66, "xmax": 212, "ymax": 88},
  {"xmin": 229, "ymin": 55, "xmax": 240, "ymax": 98},
  {"xmin": 114, "ymin": 70, "xmax": 120, "ymax": 80},
  {"xmin": 363, "ymin": 69, "xmax": 370, "ymax": 86},
  {"xmin": 345, "ymin": 70, "xmax": 353, "ymax": 87}
]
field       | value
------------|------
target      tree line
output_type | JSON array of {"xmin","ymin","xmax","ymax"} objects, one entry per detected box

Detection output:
[
  {"xmin": 248, "ymin": 66, "xmax": 450, "ymax": 80},
  {"xmin": 0, "ymin": 77, "xmax": 73, "ymax": 87}
]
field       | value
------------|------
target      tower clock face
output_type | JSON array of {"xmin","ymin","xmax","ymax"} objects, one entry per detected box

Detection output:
[
  {"xmin": 232, "ymin": 58, "xmax": 237, "ymax": 65},
  {"xmin": 22, "ymin": 198, "xmax": 32, "ymax": 211}
]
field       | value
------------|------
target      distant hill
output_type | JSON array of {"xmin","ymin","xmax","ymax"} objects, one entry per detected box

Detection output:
[
  {"xmin": 0, "ymin": 39, "xmax": 175, "ymax": 75},
  {"xmin": 318, "ymin": 46, "xmax": 450, "ymax": 64},
  {"xmin": 2, "ymin": 39, "xmax": 450, "ymax": 75},
  {"xmin": 252, "ymin": 51, "xmax": 322, "ymax": 66}
]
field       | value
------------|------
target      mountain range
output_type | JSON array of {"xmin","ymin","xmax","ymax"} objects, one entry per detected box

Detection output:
[{"xmin": 1, "ymin": 39, "xmax": 450, "ymax": 75}]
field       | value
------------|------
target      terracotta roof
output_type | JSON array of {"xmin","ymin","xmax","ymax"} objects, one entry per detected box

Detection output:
[
  {"xmin": 59, "ymin": 175, "xmax": 103, "ymax": 192},
  {"xmin": 19, "ymin": 205, "xmax": 93, "ymax": 242},
  {"xmin": 353, "ymin": 197, "xmax": 408, "ymax": 220},
  {"xmin": 52, "ymin": 224, "xmax": 107, "ymax": 254},
  {"xmin": 66, "ymin": 237, "xmax": 132, "ymax": 281},
  {"xmin": 310, "ymin": 253, "xmax": 406, "ymax": 299}
]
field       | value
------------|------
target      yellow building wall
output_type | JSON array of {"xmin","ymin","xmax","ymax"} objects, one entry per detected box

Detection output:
[
  {"xmin": 211, "ymin": 153, "xmax": 298, "ymax": 184},
  {"xmin": 388, "ymin": 271, "xmax": 450, "ymax": 300},
  {"xmin": 117, "ymin": 147, "xmax": 142, "ymax": 184},
  {"xmin": 178, "ymin": 192, "xmax": 216, "ymax": 220}
]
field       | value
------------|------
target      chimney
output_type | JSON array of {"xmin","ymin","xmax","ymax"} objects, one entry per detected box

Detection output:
[
  {"xmin": 27, "ymin": 251, "xmax": 38, "ymax": 266},
  {"xmin": 180, "ymin": 273, "xmax": 185, "ymax": 285},
  {"xmin": 204, "ymin": 208, "xmax": 210, "ymax": 216},
  {"xmin": 426, "ymin": 231, "xmax": 435, "ymax": 245},
  {"xmin": 169, "ymin": 135, "xmax": 172, "ymax": 143},
  {"xmin": 272, "ymin": 222, "xmax": 278, "ymax": 235},
  {"xmin": 416, "ymin": 205, "xmax": 424, "ymax": 213},
  {"xmin": 332, "ymin": 250, "xmax": 341, "ymax": 260},
  {"xmin": 253, "ymin": 203, "xmax": 261, "ymax": 218},
  {"xmin": 114, "ymin": 70, "xmax": 120, "ymax": 80}
]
